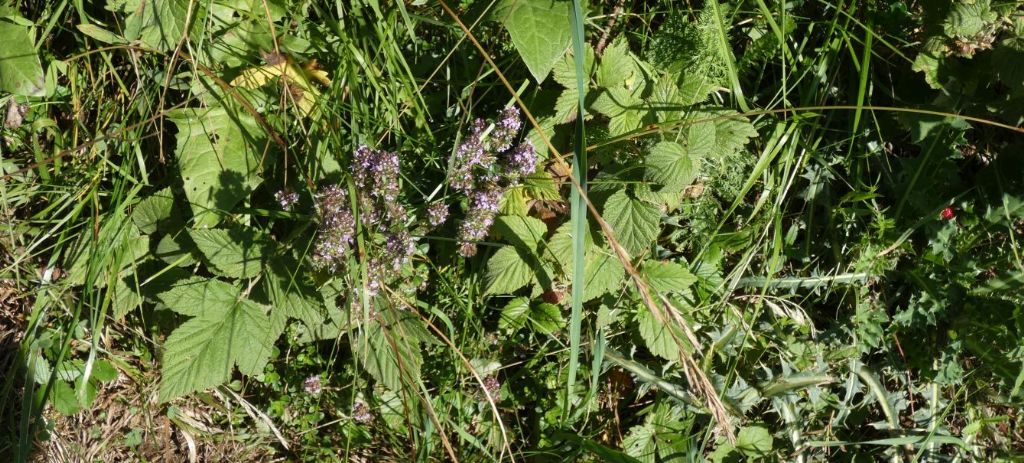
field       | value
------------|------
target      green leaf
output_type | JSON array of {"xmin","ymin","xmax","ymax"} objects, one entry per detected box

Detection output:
[
  {"xmin": 592, "ymin": 85, "xmax": 645, "ymax": 136},
  {"xmin": 584, "ymin": 248, "xmax": 625, "ymax": 301},
  {"xmin": 707, "ymin": 110, "xmax": 757, "ymax": 158},
  {"xmin": 0, "ymin": 19, "xmax": 44, "ymax": 96},
  {"xmin": 76, "ymin": 23, "xmax": 128, "ymax": 44},
  {"xmin": 500, "ymin": 297, "xmax": 531, "ymax": 331},
  {"xmin": 645, "ymin": 137, "xmax": 706, "ymax": 192},
  {"xmin": 546, "ymin": 221, "xmax": 594, "ymax": 271},
  {"xmin": 530, "ymin": 302, "xmax": 564, "ymax": 335},
  {"xmin": 552, "ymin": 43, "xmax": 594, "ymax": 88},
  {"xmin": 124, "ymin": 0, "xmax": 207, "ymax": 52},
  {"xmin": 597, "ymin": 38, "xmax": 637, "ymax": 88},
  {"xmin": 943, "ymin": 0, "xmax": 997, "ymax": 39},
  {"xmin": 493, "ymin": 0, "xmax": 572, "ymax": 83},
  {"xmin": 603, "ymin": 189, "xmax": 661, "ymax": 257},
  {"xmin": 736, "ymin": 426, "xmax": 774, "ymax": 457},
  {"xmin": 158, "ymin": 278, "xmax": 272, "ymax": 401},
  {"xmin": 131, "ymin": 187, "xmax": 177, "ymax": 234},
  {"xmin": 155, "ymin": 231, "xmax": 197, "ymax": 267},
  {"xmin": 641, "ymin": 261, "xmax": 697, "ymax": 293},
  {"xmin": 485, "ymin": 246, "xmax": 536, "ymax": 295},
  {"xmin": 260, "ymin": 259, "xmax": 325, "ymax": 337},
  {"xmin": 168, "ymin": 106, "xmax": 268, "ymax": 227},
  {"xmin": 637, "ymin": 306, "xmax": 683, "ymax": 361},
  {"xmin": 493, "ymin": 215, "xmax": 547, "ymax": 252},
  {"xmin": 189, "ymin": 227, "xmax": 268, "ymax": 278},
  {"xmin": 354, "ymin": 310, "xmax": 424, "ymax": 391}
]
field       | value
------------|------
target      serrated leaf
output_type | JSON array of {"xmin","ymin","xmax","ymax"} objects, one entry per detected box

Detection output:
[
  {"xmin": 493, "ymin": 0, "xmax": 572, "ymax": 82},
  {"xmin": 584, "ymin": 248, "xmax": 625, "ymax": 301},
  {"xmin": 645, "ymin": 133, "xmax": 709, "ymax": 192},
  {"xmin": 641, "ymin": 260, "xmax": 697, "ymax": 293},
  {"xmin": 131, "ymin": 187, "xmax": 177, "ymax": 234},
  {"xmin": 553, "ymin": 86, "xmax": 581, "ymax": 125},
  {"xmin": 637, "ymin": 306, "xmax": 682, "ymax": 361},
  {"xmin": 485, "ymin": 246, "xmax": 536, "ymax": 295},
  {"xmin": 708, "ymin": 110, "xmax": 757, "ymax": 158},
  {"xmin": 168, "ymin": 106, "xmax": 267, "ymax": 227},
  {"xmin": 546, "ymin": 221, "xmax": 594, "ymax": 271},
  {"xmin": 943, "ymin": 1, "xmax": 997, "ymax": 39},
  {"xmin": 158, "ymin": 279, "xmax": 272, "ymax": 402},
  {"xmin": 500, "ymin": 297, "xmax": 531, "ymax": 331},
  {"xmin": 592, "ymin": 85, "xmax": 645, "ymax": 136},
  {"xmin": 189, "ymin": 227, "xmax": 268, "ymax": 278},
  {"xmin": 260, "ymin": 259, "xmax": 325, "ymax": 338},
  {"xmin": 530, "ymin": 302, "xmax": 564, "ymax": 334},
  {"xmin": 124, "ymin": 0, "xmax": 207, "ymax": 52},
  {"xmin": 155, "ymin": 231, "xmax": 197, "ymax": 267},
  {"xmin": 355, "ymin": 310, "xmax": 424, "ymax": 391},
  {"xmin": 0, "ymin": 20, "xmax": 44, "ymax": 96},
  {"xmin": 736, "ymin": 426, "xmax": 774, "ymax": 457},
  {"xmin": 603, "ymin": 189, "xmax": 661, "ymax": 256},
  {"xmin": 552, "ymin": 43, "xmax": 595, "ymax": 88},
  {"xmin": 493, "ymin": 215, "xmax": 547, "ymax": 252},
  {"xmin": 597, "ymin": 38, "xmax": 636, "ymax": 88}
]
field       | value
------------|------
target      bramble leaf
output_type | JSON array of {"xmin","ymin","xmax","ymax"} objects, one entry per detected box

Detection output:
[{"xmin": 603, "ymin": 189, "xmax": 661, "ymax": 256}]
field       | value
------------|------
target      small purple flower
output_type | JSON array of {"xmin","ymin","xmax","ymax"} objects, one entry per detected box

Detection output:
[
  {"xmin": 483, "ymin": 376, "xmax": 501, "ymax": 398},
  {"xmin": 275, "ymin": 188, "xmax": 299, "ymax": 211},
  {"xmin": 490, "ymin": 107, "xmax": 522, "ymax": 152},
  {"xmin": 352, "ymin": 400, "xmax": 373, "ymax": 424},
  {"xmin": 427, "ymin": 202, "xmax": 449, "ymax": 228},
  {"xmin": 312, "ymin": 185, "xmax": 356, "ymax": 271},
  {"xmin": 505, "ymin": 141, "xmax": 537, "ymax": 179},
  {"xmin": 303, "ymin": 375, "xmax": 322, "ymax": 395}
]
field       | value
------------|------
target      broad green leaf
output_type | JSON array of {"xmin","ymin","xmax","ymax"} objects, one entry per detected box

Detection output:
[
  {"xmin": 158, "ymin": 278, "xmax": 272, "ymax": 401},
  {"xmin": 553, "ymin": 86, "xmax": 581, "ymax": 124},
  {"xmin": 500, "ymin": 297, "xmax": 531, "ymax": 331},
  {"xmin": 584, "ymin": 248, "xmax": 625, "ymax": 301},
  {"xmin": 155, "ymin": 231, "xmax": 197, "ymax": 267},
  {"xmin": 485, "ymin": 246, "xmax": 536, "ymax": 295},
  {"xmin": 736, "ymin": 426, "xmax": 774, "ymax": 457},
  {"xmin": 645, "ymin": 137, "xmax": 706, "ymax": 192},
  {"xmin": 552, "ymin": 43, "xmax": 595, "ymax": 88},
  {"xmin": 603, "ymin": 189, "xmax": 661, "ymax": 257},
  {"xmin": 597, "ymin": 38, "xmax": 636, "ymax": 88},
  {"xmin": 545, "ymin": 221, "xmax": 594, "ymax": 271},
  {"xmin": 189, "ymin": 227, "xmax": 268, "ymax": 278},
  {"xmin": 168, "ymin": 106, "xmax": 267, "ymax": 227},
  {"xmin": 260, "ymin": 259, "xmax": 325, "ymax": 337},
  {"xmin": 530, "ymin": 302, "xmax": 564, "ymax": 335},
  {"xmin": 355, "ymin": 310, "xmax": 424, "ymax": 391},
  {"xmin": 707, "ymin": 110, "xmax": 757, "ymax": 158},
  {"xmin": 0, "ymin": 19, "xmax": 44, "ymax": 96},
  {"xmin": 592, "ymin": 85, "xmax": 645, "ymax": 136},
  {"xmin": 493, "ymin": 215, "xmax": 547, "ymax": 252},
  {"xmin": 637, "ymin": 306, "xmax": 683, "ymax": 361},
  {"xmin": 231, "ymin": 57, "xmax": 331, "ymax": 116},
  {"xmin": 943, "ymin": 0, "xmax": 997, "ymax": 39},
  {"xmin": 131, "ymin": 187, "xmax": 177, "ymax": 234},
  {"xmin": 124, "ymin": 0, "xmax": 207, "ymax": 52},
  {"xmin": 493, "ymin": 0, "xmax": 572, "ymax": 83},
  {"xmin": 641, "ymin": 260, "xmax": 697, "ymax": 293}
]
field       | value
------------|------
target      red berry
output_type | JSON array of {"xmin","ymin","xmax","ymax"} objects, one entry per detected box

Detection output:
[{"xmin": 940, "ymin": 206, "xmax": 955, "ymax": 221}]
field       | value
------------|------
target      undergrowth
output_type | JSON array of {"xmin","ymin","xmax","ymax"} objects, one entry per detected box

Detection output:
[{"xmin": 1, "ymin": 0, "xmax": 1023, "ymax": 461}]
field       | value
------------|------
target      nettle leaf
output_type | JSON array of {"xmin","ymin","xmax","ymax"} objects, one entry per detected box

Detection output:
[
  {"xmin": 645, "ymin": 129, "xmax": 711, "ymax": 192},
  {"xmin": 552, "ymin": 43, "xmax": 595, "ymax": 88},
  {"xmin": 354, "ymin": 309, "xmax": 426, "ymax": 391},
  {"xmin": 485, "ymin": 246, "xmax": 536, "ymax": 295},
  {"xmin": 597, "ymin": 38, "xmax": 638, "ymax": 88},
  {"xmin": 493, "ymin": 0, "xmax": 571, "ymax": 83},
  {"xmin": 123, "ymin": 0, "xmax": 207, "ymax": 52},
  {"xmin": 637, "ymin": 306, "xmax": 685, "ymax": 361},
  {"xmin": 641, "ymin": 260, "xmax": 697, "ymax": 293},
  {"xmin": 493, "ymin": 215, "xmax": 547, "ymax": 252},
  {"xmin": 603, "ymin": 189, "xmax": 661, "ymax": 257},
  {"xmin": 546, "ymin": 221, "xmax": 595, "ymax": 272},
  {"xmin": 158, "ymin": 278, "xmax": 272, "ymax": 402},
  {"xmin": 943, "ymin": 0, "xmax": 997, "ymax": 39},
  {"xmin": 707, "ymin": 110, "xmax": 757, "ymax": 158},
  {"xmin": 189, "ymin": 227, "xmax": 269, "ymax": 278},
  {"xmin": 592, "ymin": 85, "xmax": 645, "ymax": 136},
  {"xmin": 500, "ymin": 297, "xmax": 531, "ymax": 331},
  {"xmin": 0, "ymin": 18, "xmax": 44, "ymax": 96},
  {"xmin": 168, "ymin": 106, "xmax": 268, "ymax": 227},
  {"xmin": 584, "ymin": 247, "xmax": 626, "ymax": 302},
  {"xmin": 259, "ymin": 259, "xmax": 326, "ymax": 338},
  {"xmin": 131, "ymin": 187, "xmax": 179, "ymax": 234}
]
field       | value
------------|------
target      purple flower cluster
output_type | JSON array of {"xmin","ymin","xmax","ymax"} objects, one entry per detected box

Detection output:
[
  {"xmin": 275, "ymin": 188, "xmax": 299, "ymax": 211},
  {"xmin": 448, "ymin": 107, "xmax": 537, "ymax": 256},
  {"xmin": 303, "ymin": 375, "xmax": 322, "ymax": 395},
  {"xmin": 312, "ymin": 185, "xmax": 356, "ymax": 272},
  {"xmin": 427, "ymin": 202, "xmax": 449, "ymax": 228},
  {"xmin": 352, "ymin": 400, "xmax": 373, "ymax": 424},
  {"xmin": 312, "ymin": 146, "xmax": 417, "ymax": 296}
]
